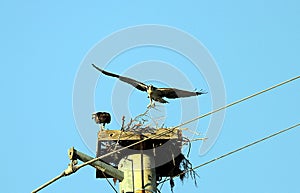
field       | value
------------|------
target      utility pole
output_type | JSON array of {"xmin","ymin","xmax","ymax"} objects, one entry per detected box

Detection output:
[{"xmin": 94, "ymin": 127, "xmax": 184, "ymax": 193}]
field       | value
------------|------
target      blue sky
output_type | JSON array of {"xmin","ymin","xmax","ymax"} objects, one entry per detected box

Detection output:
[{"xmin": 1, "ymin": 1, "xmax": 300, "ymax": 193}]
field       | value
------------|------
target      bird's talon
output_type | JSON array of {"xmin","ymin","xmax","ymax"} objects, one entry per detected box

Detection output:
[{"xmin": 147, "ymin": 103, "xmax": 155, "ymax": 108}]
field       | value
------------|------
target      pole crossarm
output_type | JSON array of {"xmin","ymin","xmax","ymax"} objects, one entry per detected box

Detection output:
[
  {"xmin": 68, "ymin": 147, "xmax": 124, "ymax": 181},
  {"xmin": 31, "ymin": 148, "xmax": 124, "ymax": 193}
]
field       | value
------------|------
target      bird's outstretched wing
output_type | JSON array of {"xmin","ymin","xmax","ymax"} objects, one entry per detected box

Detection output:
[
  {"xmin": 92, "ymin": 64, "xmax": 148, "ymax": 92},
  {"xmin": 157, "ymin": 88, "xmax": 207, "ymax": 99}
]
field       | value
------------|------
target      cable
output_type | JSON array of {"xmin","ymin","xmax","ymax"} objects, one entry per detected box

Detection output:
[
  {"xmin": 158, "ymin": 122, "xmax": 300, "ymax": 184},
  {"xmin": 31, "ymin": 172, "xmax": 65, "ymax": 193},
  {"xmin": 194, "ymin": 122, "xmax": 300, "ymax": 169},
  {"xmin": 173, "ymin": 75, "xmax": 300, "ymax": 129},
  {"xmin": 32, "ymin": 75, "xmax": 300, "ymax": 192},
  {"xmin": 102, "ymin": 172, "xmax": 118, "ymax": 193},
  {"xmin": 76, "ymin": 75, "xmax": 300, "ymax": 170}
]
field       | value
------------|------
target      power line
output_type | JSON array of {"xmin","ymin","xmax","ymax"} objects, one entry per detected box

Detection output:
[
  {"xmin": 32, "ymin": 172, "xmax": 65, "ymax": 193},
  {"xmin": 195, "ymin": 122, "xmax": 300, "ymax": 169},
  {"xmin": 102, "ymin": 172, "xmax": 118, "ymax": 193},
  {"xmin": 78, "ymin": 75, "xmax": 300, "ymax": 169},
  {"xmin": 32, "ymin": 75, "xmax": 300, "ymax": 193},
  {"xmin": 173, "ymin": 75, "xmax": 300, "ymax": 129},
  {"xmin": 158, "ymin": 122, "xmax": 300, "ymax": 184}
]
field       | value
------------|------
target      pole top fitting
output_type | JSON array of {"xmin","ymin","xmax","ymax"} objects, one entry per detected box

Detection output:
[{"xmin": 68, "ymin": 147, "xmax": 77, "ymax": 160}]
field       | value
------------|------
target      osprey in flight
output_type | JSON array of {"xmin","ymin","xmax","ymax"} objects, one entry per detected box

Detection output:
[{"xmin": 92, "ymin": 64, "xmax": 207, "ymax": 108}]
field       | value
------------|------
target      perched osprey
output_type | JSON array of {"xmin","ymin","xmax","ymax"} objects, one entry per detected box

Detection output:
[{"xmin": 92, "ymin": 64, "xmax": 207, "ymax": 108}]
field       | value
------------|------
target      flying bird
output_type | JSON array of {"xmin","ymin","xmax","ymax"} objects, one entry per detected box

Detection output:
[{"xmin": 92, "ymin": 64, "xmax": 207, "ymax": 108}]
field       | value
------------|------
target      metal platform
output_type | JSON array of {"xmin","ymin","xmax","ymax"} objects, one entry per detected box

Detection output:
[{"xmin": 95, "ymin": 128, "xmax": 184, "ymax": 180}]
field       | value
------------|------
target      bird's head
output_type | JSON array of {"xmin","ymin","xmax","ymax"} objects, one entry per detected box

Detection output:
[{"xmin": 147, "ymin": 85, "xmax": 154, "ymax": 90}]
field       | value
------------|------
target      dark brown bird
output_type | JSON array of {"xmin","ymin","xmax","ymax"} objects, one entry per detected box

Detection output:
[{"xmin": 92, "ymin": 64, "xmax": 207, "ymax": 108}]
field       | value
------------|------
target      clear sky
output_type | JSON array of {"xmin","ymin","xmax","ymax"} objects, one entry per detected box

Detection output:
[{"xmin": 1, "ymin": 1, "xmax": 300, "ymax": 193}]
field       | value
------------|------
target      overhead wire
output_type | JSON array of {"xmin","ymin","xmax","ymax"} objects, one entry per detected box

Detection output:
[
  {"xmin": 102, "ymin": 172, "xmax": 118, "ymax": 193},
  {"xmin": 173, "ymin": 75, "xmax": 300, "ymax": 129},
  {"xmin": 32, "ymin": 75, "xmax": 300, "ymax": 193},
  {"xmin": 76, "ymin": 75, "xmax": 300, "ymax": 170},
  {"xmin": 158, "ymin": 122, "xmax": 300, "ymax": 185},
  {"xmin": 32, "ymin": 172, "xmax": 66, "ymax": 193}
]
